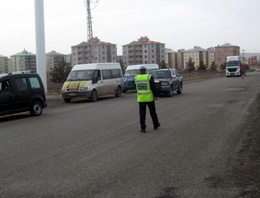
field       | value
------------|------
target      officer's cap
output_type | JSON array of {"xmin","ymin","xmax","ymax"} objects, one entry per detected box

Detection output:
[{"xmin": 140, "ymin": 66, "xmax": 147, "ymax": 71}]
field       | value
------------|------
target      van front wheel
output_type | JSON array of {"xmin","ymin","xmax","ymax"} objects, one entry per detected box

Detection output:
[
  {"xmin": 90, "ymin": 90, "xmax": 98, "ymax": 102},
  {"xmin": 115, "ymin": 86, "xmax": 122, "ymax": 97}
]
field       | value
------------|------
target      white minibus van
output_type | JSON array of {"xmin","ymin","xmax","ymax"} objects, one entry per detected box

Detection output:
[
  {"xmin": 61, "ymin": 63, "xmax": 124, "ymax": 102},
  {"xmin": 123, "ymin": 64, "xmax": 159, "ymax": 93}
]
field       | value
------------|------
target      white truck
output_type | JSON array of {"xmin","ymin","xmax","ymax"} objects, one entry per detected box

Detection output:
[{"xmin": 226, "ymin": 56, "xmax": 242, "ymax": 77}]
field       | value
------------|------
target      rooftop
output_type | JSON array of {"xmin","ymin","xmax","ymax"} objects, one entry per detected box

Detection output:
[
  {"xmin": 12, "ymin": 49, "xmax": 35, "ymax": 56},
  {"xmin": 123, "ymin": 36, "xmax": 165, "ymax": 46}
]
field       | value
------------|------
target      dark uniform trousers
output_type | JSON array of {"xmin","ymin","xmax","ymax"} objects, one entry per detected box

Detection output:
[{"xmin": 139, "ymin": 101, "xmax": 159, "ymax": 130}]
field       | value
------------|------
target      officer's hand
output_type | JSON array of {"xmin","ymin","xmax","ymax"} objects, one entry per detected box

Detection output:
[{"xmin": 155, "ymin": 97, "xmax": 159, "ymax": 101}]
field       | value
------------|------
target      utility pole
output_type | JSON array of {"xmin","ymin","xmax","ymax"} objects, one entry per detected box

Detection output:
[
  {"xmin": 34, "ymin": 0, "xmax": 47, "ymax": 91},
  {"xmin": 242, "ymin": 49, "xmax": 245, "ymax": 63},
  {"xmin": 85, "ymin": 0, "xmax": 94, "ymax": 63}
]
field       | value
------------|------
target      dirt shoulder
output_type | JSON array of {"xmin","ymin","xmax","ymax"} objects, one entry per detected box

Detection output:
[
  {"xmin": 229, "ymin": 92, "xmax": 260, "ymax": 197},
  {"xmin": 205, "ymin": 92, "xmax": 260, "ymax": 197}
]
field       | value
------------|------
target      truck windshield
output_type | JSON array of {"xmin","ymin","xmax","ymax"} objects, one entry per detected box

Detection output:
[
  {"xmin": 152, "ymin": 71, "xmax": 171, "ymax": 79},
  {"xmin": 67, "ymin": 70, "xmax": 95, "ymax": 81},
  {"xmin": 124, "ymin": 69, "xmax": 140, "ymax": 76},
  {"xmin": 226, "ymin": 61, "xmax": 239, "ymax": 67}
]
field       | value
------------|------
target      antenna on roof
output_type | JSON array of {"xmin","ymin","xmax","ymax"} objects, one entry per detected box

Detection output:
[{"xmin": 84, "ymin": 0, "xmax": 99, "ymax": 63}]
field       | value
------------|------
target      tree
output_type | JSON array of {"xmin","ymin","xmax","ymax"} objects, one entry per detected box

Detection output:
[
  {"xmin": 198, "ymin": 60, "xmax": 207, "ymax": 71},
  {"xmin": 186, "ymin": 57, "xmax": 195, "ymax": 72},
  {"xmin": 209, "ymin": 61, "xmax": 217, "ymax": 72},
  {"xmin": 50, "ymin": 58, "xmax": 72, "ymax": 84},
  {"xmin": 159, "ymin": 60, "xmax": 168, "ymax": 69},
  {"xmin": 220, "ymin": 62, "xmax": 226, "ymax": 71},
  {"xmin": 117, "ymin": 56, "xmax": 125, "ymax": 73}
]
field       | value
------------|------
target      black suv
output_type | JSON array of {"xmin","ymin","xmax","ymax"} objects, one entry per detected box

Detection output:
[
  {"xmin": 0, "ymin": 73, "xmax": 47, "ymax": 116},
  {"xmin": 152, "ymin": 69, "xmax": 183, "ymax": 97}
]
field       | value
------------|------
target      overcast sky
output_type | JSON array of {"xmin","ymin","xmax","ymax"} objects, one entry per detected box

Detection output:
[{"xmin": 0, "ymin": 0, "xmax": 259, "ymax": 57}]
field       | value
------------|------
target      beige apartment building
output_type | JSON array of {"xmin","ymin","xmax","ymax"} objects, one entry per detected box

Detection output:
[
  {"xmin": 0, "ymin": 55, "xmax": 10, "ymax": 73},
  {"xmin": 206, "ymin": 47, "xmax": 215, "ymax": 68},
  {"xmin": 71, "ymin": 37, "xmax": 117, "ymax": 66},
  {"xmin": 165, "ymin": 47, "xmax": 216, "ymax": 70},
  {"xmin": 184, "ymin": 46, "xmax": 207, "ymax": 69},
  {"xmin": 10, "ymin": 50, "xmax": 37, "ymax": 73},
  {"xmin": 164, "ymin": 49, "xmax": 177, "ymax": 69},
  {"xmin": 46, "ymin": 51, "xmax": 69, "ymax": 72},
  {"xmin": 123, "ymin": 36, "xmax": 165, "ymax": 66},
  {"xmin": 215, "ymin": 43, "xmax": 240, "ymax": 70}
]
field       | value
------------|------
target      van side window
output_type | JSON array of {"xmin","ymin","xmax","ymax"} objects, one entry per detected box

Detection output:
[
  {"xmin": 102, "ymin": 70, "xmax": 111, "ymax": 80},
  {"xmin": 111, "ymin": 69, "xmax": 120, "ymax": 78},
  {"xmin": 96, "ymin": 70, "xmax": 101, "ymax": 80},
  {"xmin": 0, "ymin": 80, "xmax": 11, "ymax": 93},
  {"xmin": 15, "ymin": 78, "xmax": 28, "ymax": 91},
  {"xmin": 29, "ymin": 77, "xmax": 40, "ymax": 89}
]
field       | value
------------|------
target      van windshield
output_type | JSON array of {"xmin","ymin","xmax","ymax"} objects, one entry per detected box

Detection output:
[
  {"xmin": 124, "ymin": 69, "xmax": 140, "ymax": 77},
  {"xmin": 67, "ymin": 70, "xmax": 95, "ymax": 81}
]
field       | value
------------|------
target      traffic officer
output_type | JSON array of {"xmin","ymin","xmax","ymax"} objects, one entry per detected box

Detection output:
[{"xmin": 134, "ymin": 66, "xmax": 160, "ymax": 133}]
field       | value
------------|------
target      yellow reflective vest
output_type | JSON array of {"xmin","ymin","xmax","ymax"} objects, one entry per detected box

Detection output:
[{"xmin": 134, "ymin": 74, "xmax": 154, "ymax": 102}]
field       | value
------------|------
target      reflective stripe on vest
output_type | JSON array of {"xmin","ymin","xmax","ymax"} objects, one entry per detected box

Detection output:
[{"xmin": 135, "ymin": 74, "xmax": 154, "ymax": 102}]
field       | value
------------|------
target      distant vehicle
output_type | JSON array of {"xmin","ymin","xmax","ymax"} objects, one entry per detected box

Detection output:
[
  {"xmin": 123, "ymin": 64, "xmax": 159, "ymax": 93},
  {"xmin": 152, "ymin": 69, "xmax": 183, "ymax": 97},
  {"xmin": 226, "ymin": 56, "xmax": 243, "ymax": 77},
  {"xmin": 0, "ymin": 73, "xmax": 47, "ymax": 116},
  {"xmin": 61, "ymin": 63, "xmax": 124, "ymax": 102}
]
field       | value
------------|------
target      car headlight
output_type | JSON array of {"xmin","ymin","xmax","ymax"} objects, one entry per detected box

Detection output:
[
  {"xmin": 161, "ymin": 82, "xmax": 169, "ymax": 86},
  {"xmin": 80, "ymin": 87, "xmax": 88, "ymax": 91}
]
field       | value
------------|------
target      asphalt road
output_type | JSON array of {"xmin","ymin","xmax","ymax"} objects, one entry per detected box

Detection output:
[{"xmin": 1, "ymin": 72, "xmax": 260, "ymax": 198}]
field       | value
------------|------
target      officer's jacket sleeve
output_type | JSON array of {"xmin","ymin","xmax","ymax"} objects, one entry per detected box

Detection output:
[{"xmin": 150, "ymin": 76, "xmax": 159, "ymax": 97}]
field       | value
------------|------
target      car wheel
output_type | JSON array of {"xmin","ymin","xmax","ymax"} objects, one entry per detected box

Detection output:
[
  {"xmin": 167, "ymin": 86, "xmax": 173, "ymax": 97},
  {"xmin": 177, "ymin": 83, "xmax": 182, "ymax": 94},
  {"xmin": 90, "ymin": 90, "xmax": 98, "ymax": 102},
  {"xmin": 63, "ymin": 98, "xmax": 71, "ymax": 103},
  {"xmin": 115, "ymin": 86, "xmax": 122, "ymax": 97},
  {"xmin": 30, "ymin": 101, "xmax": 43, "ymax": 116}
]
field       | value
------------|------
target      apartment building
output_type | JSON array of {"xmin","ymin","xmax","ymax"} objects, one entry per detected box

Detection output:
[
  {"xmin": 215, "ymin": 43, "xmax": 240, "ymax": 70},
  {"xmin": 71, "ymin": 37, "xmax": 117, "ymax": 66},
  {"xmin": 46, "ymin": 51, "xmax": 67, "ymax": 72},
  {"xmin": 164, "ymin": 49, "xmax": 177, "ymax": 69},
  {"xmin": 0, "ymin": 55, "xmax": 10, "ymax": 73},
  {"xmin": 184, "ymin": 46, "xmax": 207, "ymax": 69},
  {"xmin": 206, "ymin": 47, "xmax": 215, "ymax": 68},
  {"xmin": 123, "ymin": 36, "xmax": 165, "ymax": 66},
  {"xmin": 10, "ymin": 49, "xmax": 37, "ymax": 73},
  {"xmin": 248, "ymin": 56, "xmax": 258, "ymax": 66}
]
